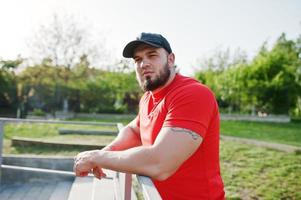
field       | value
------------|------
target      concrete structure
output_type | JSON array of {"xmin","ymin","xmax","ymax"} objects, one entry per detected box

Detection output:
[
  {"xmin": 220, "ymin": 114, "xmax": 290, "ymax": 123},
  {"xmin": 58, "ymin": 128, "xmax": 117, "ymax": 135},
  {"xmin": 0, "ymin": 118, "xmax": 162, "ymax": 200}
]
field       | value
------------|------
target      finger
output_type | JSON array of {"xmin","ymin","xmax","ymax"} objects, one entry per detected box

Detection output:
[
  {"xmin": 80, "ymin": 171, "xmax": 89, "ymax": 176},
  {"xmin": 73, "ymin": 163, "xmax": 77, "ymax": 174},
  {"xmin": 99, "ymin": 170, "xmax": 107, "ymax": 178},
  {"xmin": 100, "ymin": 172, "xmax": 107, "ymax": 178},
  {"xmin": 93, "ymin": 167, "xmax": 101, "ymax": 179},
  {"xmin": 74, "ymin": 162, "xmax": 89, "ymax": 177},
  {"xmin": 93, "ymin": 167, "xmax": 107, "ymax": 179},
  {"xmin": 73, "ymin": 162, "xmax": 81, "ymax": 174},
  {"xmin": 74, "ymin": 170, "xmax": 89, "ymax": 177}
]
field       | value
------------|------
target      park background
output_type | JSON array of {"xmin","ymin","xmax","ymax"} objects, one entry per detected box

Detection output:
[{"xmin": 0, "ymin": 0, "xmax": 300, "ymax": 199}]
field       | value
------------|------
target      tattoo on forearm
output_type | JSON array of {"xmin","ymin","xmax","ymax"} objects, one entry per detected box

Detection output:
[{"xmin": 170, "ymin": 127, "xmax": 200, "ymax": 140}]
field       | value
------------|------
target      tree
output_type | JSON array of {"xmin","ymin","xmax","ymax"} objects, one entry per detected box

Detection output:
[
  {"xmin": 195, "ymin": 47, "xmax": 248, "ymax": 113},
  {"xmin": 245, "ymin": 34, "xmax": 300, "ymax": 114},
  {"xmin": 195, "ymin": 47, "xmax": 247, "ymax": 73},
  {"xmin": 194, "ymin": 33, "xmax": 301, "ymax": 115},
  {"xmin": 29, "ymin": 14, "xmax": 108, "ymax": 68},
  {"xmin": 0, "ymin": 57, "xmax": 23, "ymax": 117},
  {"xmin": 27, "ymin": 13, "xmax": 109, "ymax": 113},
  {"xmin": 77, "ymin": 70, "xmax": 141, "ymax": 114},
  {"xmin": 294, "ymin": 33, "xmax": 301, "ymax": 117}
]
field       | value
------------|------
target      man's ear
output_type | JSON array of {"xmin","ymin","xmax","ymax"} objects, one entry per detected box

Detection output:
[{"xmin": 167, "ymin": 53, "xmax": 175, "ymax": 68}]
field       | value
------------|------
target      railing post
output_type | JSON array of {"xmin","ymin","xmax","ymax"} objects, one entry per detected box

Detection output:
[
  {"xmin": 0, "ymin": 121, "xmax": 4, "ymax": 185},
  {"xmin": 116, "ymin": 123, "xmax": 132, "ymax": 200},
  {"xmin": 113, "ymin": 171, "xmax": 122, "ymax": 200},
  {"xmin": 124, "ymin": 173, "xmax": 132, "ymax": 200},
  {"xmin": 136, "ymin": 175, "xmax": 162, "ymax": 200}
]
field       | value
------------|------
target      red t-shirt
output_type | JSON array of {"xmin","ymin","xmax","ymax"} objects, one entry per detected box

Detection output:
[{"xmin": 136, "ymin": 74, "xmax": 225, "ymax": 200}]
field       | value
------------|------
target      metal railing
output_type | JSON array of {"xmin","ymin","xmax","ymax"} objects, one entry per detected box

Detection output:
[
  {"xmin": 0, "ymin": 120, "xmax": 3, "ymax": 183},
  {"xmin": 116, "ymin": 123, "xmax": 162, "ymax": 200},
  {"xmin": 0, "ymin": 117, "xmax": 115, "ymax": 185},
  {"xmin": 0, "ymin": 117, "xmax": 161, "ymax": 200}
]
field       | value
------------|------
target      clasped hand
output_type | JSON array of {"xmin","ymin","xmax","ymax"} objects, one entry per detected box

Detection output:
[{"xmin": 73, "ymin": 150, "xmax": 107, "ymax": 179}]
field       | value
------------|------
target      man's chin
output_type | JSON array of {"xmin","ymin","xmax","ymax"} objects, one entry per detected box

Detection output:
[
  {"xmin": 144, "ymin": 75, "xmax": 152, "ymax": 80},
  {"xmin": 142, "ymin": 76, "xmax": 152, "ymax": 84},
  {"xmin": 139, "ymin": 79, "xmax": 153, "ymax": 91}
]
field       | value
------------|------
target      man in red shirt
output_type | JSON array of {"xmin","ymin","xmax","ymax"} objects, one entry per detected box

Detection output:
[{"xmin": 74, "ymin": 32, "xmax": 225, "ymax": 199}]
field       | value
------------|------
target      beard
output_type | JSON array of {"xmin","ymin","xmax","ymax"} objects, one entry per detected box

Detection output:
[{"xmin": 137, "ymin": 62, "xmax": 171, "ymax": 92}]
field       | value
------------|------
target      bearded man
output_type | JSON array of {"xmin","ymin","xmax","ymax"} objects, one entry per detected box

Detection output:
[{"xmin": 74, "ymin": 32, "xmax": 225, "ymax": 200}]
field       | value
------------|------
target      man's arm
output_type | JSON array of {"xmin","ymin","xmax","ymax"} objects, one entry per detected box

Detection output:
[
  {"xmin": 74, "ymin": 127, "xmax": 202, "ymax": 181},
  {"xmin": 102, "ymin": 118, "xmax": 142, "ymax": 151}
]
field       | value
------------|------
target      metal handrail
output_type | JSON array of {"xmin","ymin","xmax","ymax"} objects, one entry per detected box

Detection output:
[
  {"xmin": 0, "ymin": 118, "xmax": 162, "ymax": 199},
  {"xmin": 136, "ymin": 175, "xmax": 162, "ymax": 200},
  {"xmin": 116, "ymin": 123, "xmax": 162, "ymax": 200},
  {"xmin": 116, "ymin": 123, "xmax": 132, "ymax": 200},
  {"xmin": 0, "ymin": 117, "xmax": 116, "ymax": 185},
  {"xmin": 0, "ymin": 117, "xmax": 116, "ymax": 126},
  {"xmin": 0, "ymin": 121, "xmax": 3, "ymax": 184}
]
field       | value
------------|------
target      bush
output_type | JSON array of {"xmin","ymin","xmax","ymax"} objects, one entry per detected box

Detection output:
[
  {"xmin": 290, "ymin": 117, "xmax": 301, "ymax": 123},
  {"xmin": 32, "ymin": 108, "xmax": 46, "ymax": 116}
]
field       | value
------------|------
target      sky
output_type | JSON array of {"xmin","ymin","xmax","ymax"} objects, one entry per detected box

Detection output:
[{"xmin": 0, "ymin": 0, "xmax": 300, "ymax": 76}]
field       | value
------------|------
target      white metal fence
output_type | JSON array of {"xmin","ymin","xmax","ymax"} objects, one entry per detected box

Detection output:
[{"xmin": 0, "ymin": 118, "xmax": 161, "ymax": 200}]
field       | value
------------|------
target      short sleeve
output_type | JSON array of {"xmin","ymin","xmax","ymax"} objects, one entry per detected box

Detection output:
[{"xmin": 163, "ymin": 84, "xmax": 217, "ymax": 138}]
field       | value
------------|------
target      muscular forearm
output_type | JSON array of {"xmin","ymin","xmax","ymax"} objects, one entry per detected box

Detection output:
[
  {"xmin": 103, "ymin": 125, "xmax": 142, "ymax": 151},
  {"xmin": 75, "ymin": 127, "xmax": 202, "ymax": 181},
  {"xmin": 91, "ymin": 146, "xmax": 168, "ymax": 180}
]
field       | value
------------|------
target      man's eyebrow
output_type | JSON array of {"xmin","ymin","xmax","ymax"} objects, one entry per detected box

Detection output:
[
  {"xmin": 133, "ymin": 49, "xmax": 159, "ymax": 60},
  {"xmin": 146, "ymin": 50, "xmax": 158, "ymax": 54},
  {"xmin": 133, "ymin": 55, "xmax": 140, "ymax": 60}
]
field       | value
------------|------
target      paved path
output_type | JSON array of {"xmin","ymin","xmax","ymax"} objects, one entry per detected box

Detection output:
[
  {"xmin": 221, "ymin": 135, "xmax": 301, "ymax": 153},
  {"xmin": 0, "ymin": 181, "xmax": 72, "ymax": 200}
]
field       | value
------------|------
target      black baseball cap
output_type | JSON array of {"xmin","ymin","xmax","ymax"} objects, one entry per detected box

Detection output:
[{"xmin": 123, "ymin": 32, "xmax": 172, "ymax": 58}]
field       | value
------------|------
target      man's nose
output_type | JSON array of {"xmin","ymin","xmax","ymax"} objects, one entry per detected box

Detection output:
[{"xmin": 139, "ymin": 59, "xmax": 150, "ymax": 69}]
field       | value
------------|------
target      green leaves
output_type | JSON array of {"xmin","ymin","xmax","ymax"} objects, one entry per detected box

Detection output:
[{"xmin": 195, "ymin": 33, "xmax": 301, "ymax": 116}]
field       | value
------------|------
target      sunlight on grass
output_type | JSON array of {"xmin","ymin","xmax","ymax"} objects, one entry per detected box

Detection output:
[
  {"xmin": 220, "ymin": 140, "xmax": 301, "ymax": 199},
  {"xmin": 2, "ymin": 119, "xmax": 301, "ymax": 199},
  {"xmin": 221, "ymin": 121, "xmax": 301, "ymax": 147},
  {"xmin": 4, "ymin": 123, "xmax": 117, "ymax": 139}
]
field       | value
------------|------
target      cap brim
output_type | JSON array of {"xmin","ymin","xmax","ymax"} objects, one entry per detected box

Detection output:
[{"xmin": 122, "ymin": 40, "xmax": 161, "ymax": 58}]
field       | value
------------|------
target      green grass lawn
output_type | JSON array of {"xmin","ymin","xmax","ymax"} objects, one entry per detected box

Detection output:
[
  {"xmin": 221, "ymin": 121, "xmax": 301, "ymax": 147},
  {"xmin": 72, "ymin": 117, "xmax": 301, "ymax": 147},
  {"xmin": 73, "ymin": 117, "xmax": 301, "ymax": 147},
  {"xmin": 70, "ymin": 115, "xmax": 135, "ymax": 124},
  {"xmin": 3, "ymin": 123, "xmax": 117, "ymax": 139},
  {"xmin": 2, "ymin": 121, "xmax": 118, "ymax": 155},
  {"xmin": 3, "ymin": 139, "xmax": 85, "ymax": 156},
  {"xmin": 2, "ymin": 118, "xmax": 301, "ymax": 199},
  {"xmin": 220, "ymin": 140, "xmax": 301, "ymax": 200},
  {"xmin": 3, "ymin": 138, "xmax": 301, "ymax": 199}
]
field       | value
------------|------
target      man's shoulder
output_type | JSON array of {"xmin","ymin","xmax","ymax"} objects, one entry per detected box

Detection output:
[{"xmin": 172, "ymin": 74, "xmax": 214, "ymax": 97}]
